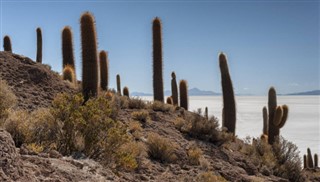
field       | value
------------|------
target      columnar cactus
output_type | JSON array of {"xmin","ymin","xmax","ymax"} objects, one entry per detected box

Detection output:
[
  {"xmin": 123, "ymin": 86, "xmax": 129, "ymax": 97},
  {"xmin": 62, "ymin": 26, "xmax": 76, "ymax": 80},
  {"xmin": 3, "ymin": 35, "xmax": 12, "ymax": 52},
  {"xmin": 152, "ymin": 17, "xmax": 164, "ymax": 102},
  {"xmin": 99, "ymin": 51, "xmax": 108, "ymax": 91},
  {"xmin": 262, "ymin": 107, "xmax": 268, "ymax": 135},
  {"xmin": 171, "ymin": 72, "xmax": 178, "ymax": 105},
  {"xmin": 63, "ymin": 65, "xmax": 75, "ymax": 83},
  {"xmin": 315, "ymin": 154, "xmax": 318, "ymax": 168},
  {"xmin": 266, "ymin": 87, "xmax": 288, "ymax": 144},
  {"xmin": 166, "ymin": 96, "xmax": 173, "ymax": 105},
  {"xmin": 179, "ymin": 80, "xmax": 188, "ymax": 110},
  {"xmin": 307, "ymin": 148, "xmax": 314, "ymax": 168},
  {"xmin": 303, "ymin": 155, "xmax": 307, "ymax": 169},
  {"xmin": 219, "ymin": 53, "xmax": 236, "ymax": 135},
  {"xmin": 116, "ymin": 74, "xmax": 121, "ymax": 95},
  {"xmin": 205, "ymin": 107, "xmax": 208, "ymax": 120},
  {"xmin": 36, "ymin": 27, "xmax": 42, "ymax": 63},
  {"xmin": 80, "ymin": 12, "xmax": 98, "ymax": 101}
]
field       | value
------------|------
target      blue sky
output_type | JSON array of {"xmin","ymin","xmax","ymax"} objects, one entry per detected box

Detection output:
[{"xmin": 1, "ymin": 0, "xmax": 319, "ymax": 95}]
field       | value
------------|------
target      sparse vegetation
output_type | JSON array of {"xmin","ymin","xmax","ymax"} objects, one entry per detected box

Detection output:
[
  {"xmin": 196, "ymin": 172, "xmax": 227, "ymax": 182},
  {"xmin": 131, "ymin": 110, "xmax": 149, "ymax": 123},
  {"xmin": 0, "ymin": 79, "xmax": 17, "ymax": 121},
  {"xmin": 146, "ymin": 132, "xmax": 177, "ymax": 163}
]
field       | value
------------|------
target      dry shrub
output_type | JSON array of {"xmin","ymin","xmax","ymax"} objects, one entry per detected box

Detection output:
[
  {"xmin": 146, "ymin": 132, "xmax": 177, "ymax": 163},
  {"xmin": 272, "ymin": 137, "xmax": 305, "ymax": 182},
  {"xmin": 131, "ymin": 110, "xmax": 149, "ymax": 123},
  {"xmin": 128, "ymin": 97, "xmax": 146, "ymax": 109},
  {"xmin": 0, "ymin": 79, "xmax": 17, "ymax": 121},
  {"xmin": 128, "ymin": 121, "xmax": 143, "ymax": 139},
  {"xmin": 4, "ymin": 110, "xmax": 29, "ymax": 147},
  {"xmin": 187, "ymin": 144, "xmax": 203, "ymax": 165},
  {"xmin": 148, "ymin": 101, "xmax": 173, "ymax": 112},
  {"xmin": 240, "ymin": 136, "xmax": 305, "ymax": 182},
  {"xmin": 173, "ymin": 117, "xmax": 185, "ymax": 131},
  {"xmin": 28, "ymin": 108, "xmax": 60, "ymax": 148},
  {"xmin": 196, "ymin": 172, "xmax": 227, "ymax": 182},
  {"xmin": 26, "ymin": 143, "xmax": 44, "ymax": 153},
  {"xmin": 116, "ymin": 141, "xmax": 146, "ymax": 171},
  {"xmin": 51, "ymin": 93, "xmax": 132, "ymax": 165}
]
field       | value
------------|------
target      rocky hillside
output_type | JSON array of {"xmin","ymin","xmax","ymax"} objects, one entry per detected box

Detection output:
[
  {"xmin": 0, "ymin": 51, "xmax": 76, "ymax": 111},
  {"xmin": 0, "ymin": 51, "xmax": 319, "ymax": 182}
]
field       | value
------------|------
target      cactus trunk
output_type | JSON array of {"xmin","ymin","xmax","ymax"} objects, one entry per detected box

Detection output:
[
  {"xmin": 99, "ymin": 51, "xmax": 108, "ymax": 91},
  {"xmin": 307, "ymin": 148, "xmax": 314, "ymax": 168},
  {"xmin": 123, "ymin": 87, "xmax": 129, "ymax": 97},
  {"xmin": 179, "ymin": 80, "xmax": 188, "ymax": 110},
  {"xmin": 80, "ymin": 12, "xmax": 99, "ymax": 101},
  {"xmin": 62, "ymin": 26, "xmax": 76, "ymax": 81},
  {"xmin": 3, "ymin": 35, "xmax": 12, "ymax": 52},
  {"xmin": 116, "ymin": 74, "xmax": 121, "ymax": 95},
  {"xmin": 152, "ymin": 17, "xmax": 164, "ymax": 102},
  {"xmin": 262, "ymin": 106, "xmax": 268, "ymax": 135},
  {"xmin": 36, "ymin": 27, "xmax": 42, "ymax": 63},
  {"xmin": 219, "ymin": 53, "xmax": 236, "ymax": 135},
  {"xmin": 268, "ymin": 87, "xmax": 277, "ymax": 144},
  {"xmin": 171, "ymin": 72, "xmax": 178, "ymax": 105}
]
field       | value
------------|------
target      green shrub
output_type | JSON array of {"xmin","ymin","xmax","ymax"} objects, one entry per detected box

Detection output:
[
  {"xmin": 0, "ymin": 79, "xmax": 17, "ymax": 122},
  {"xmin": 146, "ymin": 132, "xmax": 177, "ymax": 163}
]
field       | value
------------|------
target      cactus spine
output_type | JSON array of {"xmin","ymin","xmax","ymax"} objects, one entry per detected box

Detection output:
[
  {"xmin": 116, "ymin": 74, "xmax": 121, "ymax": 95},
  {"xmin": 80, "ymin": 12, "xmax": 98, "ymax": 101},
  {"xmin": 99, "ymin": 51, "xmax": 108, "ymax": 91},
  {"xmin": 152, "ymin": 17, "xmax": 164, "ymax": 102},
  {"xmin": 179, "ymin": 80, "xmax": 188, "ymax": 110},
  {"xmin": 62, "ymin": 26, "xmax": 76, "ymax": 80},
  {"xmin": 171, "ymin": 72, "xmax": 178, "ymax": 105},
  {"xmin": 123, "ymin": 86, "xmax": 129, "ymax": 97},
  {"xmin": 3, "ymin": 35, "xmax": 12, "ymax": 52},
  {"xmin": 63, "ymin": 65, "xmax": 75, "ymax": 83},
  {"xmin": 166, "ymin": 96, "xmax": 173, "ymax": 105},
  {"xmin": 36, "ymin": 27, "xmax": 42, "ymax": 63},
  {"xmin": 267, "ymin": 87, "xmax": 288, "ymax": 144},
  {"xmin": 219, "ymin": 53, "xmax": 236, "ymax": 135}
]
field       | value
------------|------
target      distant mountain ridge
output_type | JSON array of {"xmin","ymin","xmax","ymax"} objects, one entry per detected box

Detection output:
[{"xmin": 286, "ymin": 90, "xmax": 320, "ymax": 95}]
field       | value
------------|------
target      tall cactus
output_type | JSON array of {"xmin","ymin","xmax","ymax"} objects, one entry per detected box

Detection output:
[
  {"xmin": 36, "ymin": 27, "xmax": 42, "ymax": 63},
  {"xmin": 116, "ymin": 74, "xmax": 121, "ymax": 95},
  {"xmin": 80, "ymin": 12, "xmax": 98, "ymax": 101},
  {"xmin": 307, "ymin": 148, "xmax": 314, "ymax": 168},
  {"xmin": 219, "ymin": 53, "xmax": 236, "ymax": 135},
  {"xmin": 303, "ymin": 154, "xmax": 307, "ymax": 169},
  {"xmin": 99, "ymin": 51, "xmax": 108, "ymax": 91},
  {"xmin": 262, "ymin": 106, "xmax": 268, "ymax": 135},
  {"xmin": 171, "ymin": 72, "xmax": 178, "ymax": 105},
  {"xmin": 205, "ymin": 107, "xmax": 208, "ymax": 120},
  {"xmin": 152, "ymin": 17, "xmax": 164, "ymax": 102},
  {"xmin": 179, "ymin": 80, "xmax": 188, "ymax": 110},
  {"xmin": 62, "ymin": 26, "xmax": 76, "ymax": 81},
  {"xmin": 315, "ymin": 153, "xmax": 318, "ymax": 168},
  {"xmin": 123, "ymin": 86, "xmax": 129, "ymax": 97},
  {"xmin": 3, "ymin": 35, "xmax": 12, "ymax": 52},
  {"xmin": 267, "ymin": 87, "xmax": 288, "ymax": 144}
]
